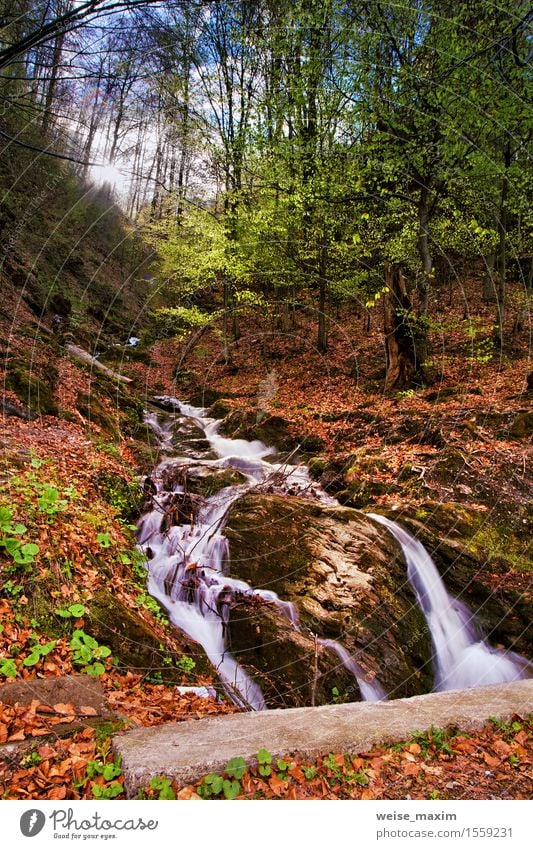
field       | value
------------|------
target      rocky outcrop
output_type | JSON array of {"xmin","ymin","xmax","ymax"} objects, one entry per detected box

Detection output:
[{"xmin": 225, "ymin": 494, "xmax": 432, "ymax": 705}]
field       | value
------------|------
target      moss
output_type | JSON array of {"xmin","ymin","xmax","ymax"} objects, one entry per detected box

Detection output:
[
  {"xmin": 85, "ymin": 588, "xmax": 211, "ymax": 680},
  {"xmin": 96, "ymin": 471, "xmax": 143, "ymax": 523},
  {"xmin": 510, "ymin": 411, "xmax": 533, "ymax": 438},
  {"xmin": 5, "ymin": 360, "xmax": 58, "ymax": 416},
  {"xmin": 76, "ymin": 390, "xmax": 118, "ymax": 436}
]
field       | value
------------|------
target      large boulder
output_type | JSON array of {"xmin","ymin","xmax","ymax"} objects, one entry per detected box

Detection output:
[{"xmin": 225, "ymin": 494, "xmax": 432, "ymax": 705}]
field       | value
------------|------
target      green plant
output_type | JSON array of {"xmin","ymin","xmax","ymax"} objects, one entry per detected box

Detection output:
[
  {"xmin": 69, "ymin": 629, "xmax": 112, "ymax": 675},
  {"xmin": 0, "ymin": 658, "xmax": 18, "ymax": 678},
  {"xmin": 20, "ymin": 750, "xmax": 43, "ymax": 767},
  {"xmin": 198, "ymin": 756, "xmax": 247, "ymax": 800},
  {"xmin": 257, "ymin": 747, "xmax": 272, "ymax": 777},
  {"xmin": 175, "ymin": 655, "xmax": 196, "ymax": 675},
  {"xmin": 55, "ymin": 603, "xmax": 85, "ymax": 619},
  {"xmin": 0, "ymin": 505, "xmax": 39, "ymax": 566},
  {"xmin": 410, "ymin": 726, "xmax": 454, "ymax": 758},
  {"xmin": 36, "ymin": 485, "xmax": 69, "ymax": 516},
  {"xmin": 92, "ymin": 782, "xmax": 123, "ymax": 799},
  {"xmin": 2, "ymin": 580, "xmax": 24, "ymax": 597},
  {"xmin": 75, "ymin": 756, "xmax": 123, "ymax": 797},
  {"xmin": 303, "ymin": 765, "xmax": 317, "ymax": 780},
  {"xmin": 149, "ymin": 776, "xmax": 176, "ymax": 800},
  {"xmin": 96, "ymin": 532, "xmax": 113, "ymax": 548},
  {"xmin": 23, "ymin": 639, "xmax": 57, "ymax": 667}
]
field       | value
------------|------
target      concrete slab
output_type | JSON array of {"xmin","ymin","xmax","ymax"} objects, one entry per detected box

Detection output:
[{"xmin": 113, "ymin": 679, "xmax": 533, "ymax": 796}]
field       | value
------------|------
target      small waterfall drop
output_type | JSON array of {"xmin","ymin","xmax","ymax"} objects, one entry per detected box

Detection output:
[
  {"xmin": 139, "ymin": 397, "xmax": 382, "ymax": 709},
  {"xmin": 369, "ymin": 514, "xmax": 530, "ymax": 691}
]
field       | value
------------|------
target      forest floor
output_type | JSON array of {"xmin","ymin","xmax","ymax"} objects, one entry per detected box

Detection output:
[{"xmin": 0, "ymin": 273, "xmax": 531, "ymax": 800}]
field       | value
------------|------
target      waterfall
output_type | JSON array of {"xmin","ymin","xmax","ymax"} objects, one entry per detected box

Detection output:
[
  {"xmin": 139, "ymin": 396, "xmax": 529, "ymax": 711},
  {"xmin": 369, "ymin": 514, "xmax": 530, "ymax": 691},
  {"xmin": 139, "ymin": 397, "xmax": 381, "ymax": 709}
]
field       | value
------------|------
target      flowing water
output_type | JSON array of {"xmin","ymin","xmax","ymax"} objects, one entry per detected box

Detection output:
[
  {"xmin": 138, "ymin": 396, "xmax": 528, "ymax": 709},
  {"xmin": 369, "ymin": 514, "xmax": 530, "ymax": 690}
]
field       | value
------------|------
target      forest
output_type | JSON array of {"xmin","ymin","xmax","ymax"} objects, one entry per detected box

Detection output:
[{"xmin": 0, "ymin": 0, "xmax": 531, "ymax": 805}]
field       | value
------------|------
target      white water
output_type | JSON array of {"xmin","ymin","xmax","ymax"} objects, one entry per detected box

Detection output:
[
  {"xmin": 369, "ymin": 514, "xmax": 530, "ymax": 691},
  {"xmin": 139, "ymin": 396, "xmax": 529, "ymax": 710},
  {"xmin": 138, "ymin": 397, "xmax": 384, "ymax": 708}
]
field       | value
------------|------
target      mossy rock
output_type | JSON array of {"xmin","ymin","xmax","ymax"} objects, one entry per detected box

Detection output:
[
  {"xmin": 219, "ymin": 409, "xmax": 298, "ymax": 453},
  {"xmin": 76, "ymin": 390, "xmax": 118, "ymax": 436},
  {"xmin": 207, "ymin": 398, "xmax": 234, "ymax": 419},
  {"xmin": 225, "ymin": 493, "xmax": 432, "ymax": 700},
  {"xmin": 510, "ymin": 411, "xmax": 533, "ymax": 438},
  {"xmin": 85, "ymin": 588, "xmax": 210, "ymax": 680},
  {"xmin": 5, "ymin": 359, "xmax": 58, "ymax": 415},
  {"xmin": 96, "ymin": 471, "xmax": 144, "ymax": 523},
  {"xmin": 387, "ymin": 502, "xmax": 533, "ymax": 657},
  {"xmin": 228, "ymin": 597, "xmax": 361, "ymax": 707}
]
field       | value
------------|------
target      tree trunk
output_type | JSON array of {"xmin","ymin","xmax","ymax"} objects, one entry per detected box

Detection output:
[
  {"xmin": 482, "ymin": 251, "xmax": 497, "ymax": 302},
  {"xmin": 417, "ymin": 185, "xmax": 432, "ymax": 317},
  {"xmin": 494, "ymin": 145, "xmax": 511, "ymax": 347},
  {"xmin": 384, "ymin": 264, "xmax": 420, "ymax": 390}
]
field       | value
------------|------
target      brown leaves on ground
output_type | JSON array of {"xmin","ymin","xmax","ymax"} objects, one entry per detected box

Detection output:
[
  {"xmin": 103, "ymin": 672, "xmax": 237, "ymax": 726},
  {"xmin": 178, "ymin": 715, "xmax": 532, "ymax": 801}
]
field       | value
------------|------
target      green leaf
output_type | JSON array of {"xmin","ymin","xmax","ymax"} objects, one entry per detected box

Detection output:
[
  {"xmin": 23, "ymin": 653, "xmax": 41, "ymax": 667},
  {"xmin": 85, "ymin": 662, "xmax": 106, "ymax": 676},
  {"xmin": 0, "ymin": 659, "xmax": 18, "ymax": 677},
  {"xmin": 257, "ymin": 747, "xmax": 272, "ymax": 765},
  {"xmin": 225, "ymin": 756, "xmax": 247, "ymax": 779},
  {"xmin": 222, "ymin": 778, "xmax": 241, "ymax": 800}
]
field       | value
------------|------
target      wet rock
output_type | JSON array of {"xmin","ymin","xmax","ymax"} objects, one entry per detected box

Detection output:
[
  {"xmin": 225, "ymin": 494, "xmax": 432, "ymax": 702},
  {"xmin": 228, "ymin": 596, "xmax": 360, "ymax": 708},
  {"xmin": 85, "ymin": 588, "xmax": 211, "ymax": 681},
  {"xmin": 383, "ymin": 502, "xmax": 532, "ymax": 657}
]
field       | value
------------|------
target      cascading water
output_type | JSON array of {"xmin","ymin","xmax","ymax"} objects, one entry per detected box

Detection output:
[
  {"xmin": 138, "ymin": 396, "xmax": 384, "ymax": 708},
  {"xmin": 369, "ymin": 514, "xmax": 530, "ymax": 691},
  {"xmin": 138, "ymin": 395, "xmax": 529, "ymax": 710}
]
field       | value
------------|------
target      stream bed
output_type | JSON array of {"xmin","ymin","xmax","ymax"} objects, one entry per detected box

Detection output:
[{"xmin": 137, "ymin": 397, "xmax": 529, "ymax": 710}]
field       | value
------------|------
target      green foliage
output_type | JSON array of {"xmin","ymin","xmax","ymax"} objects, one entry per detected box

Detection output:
[
  {"xmin": 410, "ymin": 726, "xmax": 454, "ymax": 759},
  {"xmin": 151, "ymin": 306, "xmax": 213, "ymax": 340},
  {"xmin": 23, "ymin": 639, "xmax": 57, "ymax": 667},
  {"xmin": 174, "ymin": 654, "xmax": 196, "ymax": 675},
  {"xmin": 257, "ymin": 747, "xmax": 272, "ymax": 777},
  {"xmin": 96, "ymin": 532, "xmax": 113, "ymax": 548},
  {"xmin": 0, "ymin": 505, "xmax": 39, "ymax": 567},
  {"xmin": 69, "ymin": 630, "xmax": 112, "ymax": 675},
  {"xmin": 0, "ymin": 658, "xmax": 18, "ymax": 678},
  {"xmin": 76, "ymin": 756, "xmax": 124, "ymax": 798},
  {"xmin": 198, "ymin": 755, "xmax": 247, "ymax": 799},
  {"xmin": 149, "ymin": 776, "xmax": 176, "ymax": 800},
  {"xmin": 36, "ymin": 485, "xmax": 70, "ymax": 516},
  {"xmin": 55, "ymin": 603, "xmax": 86, "ymax": 619}
]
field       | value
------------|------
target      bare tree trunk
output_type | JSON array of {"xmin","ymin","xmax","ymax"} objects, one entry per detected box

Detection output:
[{"xmin": 482, "ymin": 250, "xmax": 497, "ymax": 302}]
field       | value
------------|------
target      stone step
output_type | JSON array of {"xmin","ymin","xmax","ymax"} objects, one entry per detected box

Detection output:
[{"xmin": 113, "ymin": 679, "xmax": 533, "ymax": 797}]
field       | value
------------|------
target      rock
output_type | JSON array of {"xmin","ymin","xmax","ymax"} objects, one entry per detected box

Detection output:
[
  {"xmin": 225, "ymin": 494, "xmax": 432, "ymax": 703},
  {"xmin": 510, "ymin": 411, "xmax": 533, "ymax": 438},
  {"xmin": 113, "ymin": 679, "xmax": 533, "ymax": 796},
  {"xmin": 85, "ymin": 588, "xmax": 211, "ymax": 680},
  {"xmin": 157, "ymin": 459, "xmax": 246, "ymax": 499},
  {"xmin": 0, "ymin": 675, "xmax": 116, "ymax": 745},
  {"xmin": 228, "ymin": 597, "xmax": 360, "ymax": 708},
  {"xmin": 0, "ymin": 674, "xmax": 113, "ymax": 715},
  {"xmin": 219, "ymin": 409, "xmax": 298, "ymax": 453},
  {"xmin": 1, "ymin": 399, "xmax": 36, "ymax": 420}
]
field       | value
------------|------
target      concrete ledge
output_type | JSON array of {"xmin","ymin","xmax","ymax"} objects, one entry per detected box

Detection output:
[{"xmin": 113, "ymin": 679, "xmax": 533, "ymax": 796}]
